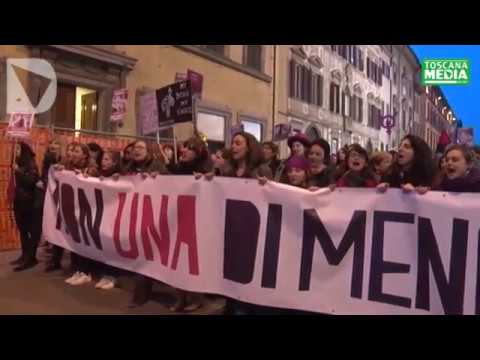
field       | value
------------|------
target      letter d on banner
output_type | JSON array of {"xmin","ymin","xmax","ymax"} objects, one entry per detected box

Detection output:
[{"xmin": 7, "ymin": 58, "xmax": 57, "ymax": 114}]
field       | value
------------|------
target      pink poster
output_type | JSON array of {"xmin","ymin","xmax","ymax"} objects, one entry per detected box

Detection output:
[
  {"xmin": 187, "ymin": 69, "xmax": 204, "ymax": 99},
  {"xmin": 140, "ymin": 92, "xmax": 159, "ymax": 136},
  {"xmin": 110, "ymin": 89, "xmax": 128, "ymax": 123},
  {"xmin": 7, "ymin": 113, "xmax": 34, "ymax": 139}
]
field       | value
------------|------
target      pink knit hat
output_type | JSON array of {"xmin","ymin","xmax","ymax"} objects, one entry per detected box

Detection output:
[{"xmin": 286, "ymin": 156, "xmax": 311, "ymax": 172}]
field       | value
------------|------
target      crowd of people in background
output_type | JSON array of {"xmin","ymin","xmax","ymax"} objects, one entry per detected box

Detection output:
[{"xmin": 8, "ymin": 129, "xmax": 480, "ymax": 314}]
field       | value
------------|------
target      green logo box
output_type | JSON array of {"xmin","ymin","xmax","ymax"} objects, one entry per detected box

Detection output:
[{"xmin": 422, "ymin": 59, "xmax": 470, "ymax": 85}]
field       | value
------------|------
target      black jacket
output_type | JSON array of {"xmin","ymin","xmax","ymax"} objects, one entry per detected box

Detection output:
[
  {"xmin": 383, "ymin": 167, "xmax": 434, "ymax": 188},
  {"xmin": 14, "ymin": 160, "xmax": 40, "ymax": 207},
  {"xmin": 173, "ymin": 159, "xmax": 213, "ymax": 175},
  {"xmin": 308, "ymin": 165, "xmax": 335, "ymax": 188},
  {"xmin": 437, "ymin": 167, "xmax": 480, "ymax": 193}
]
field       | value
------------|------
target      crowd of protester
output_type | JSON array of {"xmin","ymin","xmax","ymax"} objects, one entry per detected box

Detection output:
[{"xmin": 8, "ymin": 129, "xmax": 480, "ymax": 314}]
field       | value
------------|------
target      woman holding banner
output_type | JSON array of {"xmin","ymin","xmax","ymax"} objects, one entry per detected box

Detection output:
[
  {"xmin": 217, "ymin": 131, "xmax": 272, "ymax": 315},
  {"xmin": 262, "ymin": 141, "xmax": 281, "ymax": 177},
  {"xmin": 95, "ymin": 149, "xmax": 123, "ymax": 290},
  {"xmin": 274, "ymin": 133, "xmax": 310, "ymax": 182},
  {"xmin": 169, "ymin": 136, "xmax": 213, "ymax": 312},
  {"xmin": 125, "ymin": 140, "xmax": 169, "ymax": 308},
  {"xmin": 430, "ymin": 145, "xmax": 480, "ymax": 193},
  {"xmin": 335, "ymin": 144, "xmax": 378, "ymax": 188},
  {"xmin": 57, "ymin": 144, "xmax": 101, "ymax": 286},
  {"xmin": 377, "ymin": 135, "xmax": 435, "ymax": 194},
  {"xmin": 45, "ymin": 141, "xmax": 78, "ymax": 272},
  {"xmin": 308, "ymin": 139, "xmax": 335, "ymax": 188},
  {"xmin": 10, "ymin": 142, "xmax": 42, "ymax": 272}
]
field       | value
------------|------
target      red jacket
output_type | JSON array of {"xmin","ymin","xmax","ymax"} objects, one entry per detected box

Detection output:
[{"xmin": 336, "ymin": 174, "xmax": 378, "ymax": 188}]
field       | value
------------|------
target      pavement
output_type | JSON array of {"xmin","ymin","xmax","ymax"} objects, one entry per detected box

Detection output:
[{"xmin": 0, "ymin": 246, "xmax": 225, "ymax": 315}]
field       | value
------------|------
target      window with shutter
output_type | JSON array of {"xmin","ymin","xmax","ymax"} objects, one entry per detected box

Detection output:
[
  {"xmin": 367, "ymin": 104, "xmax": 372, "ymax": 127},
  {"xmin": 335, "ymin": 85, "xmax": 340, "ymax": 114},
  {"xmin": 317, "ymin": 75, "xmax": 323, "ymax": 107},
  {"xmin": 295, "ymin": 64, "xmax": 301, "ymax": 99},
  {"xmin": 367, "ymin": 58, "xmax": 370, "ymax": 78},
  {"xmin": 289, "ymin": 59, "xmax": 296, "ymax": 98},
  {"xmin": 330, "ymin": 83, "xmax": 335, "ymax": 112},
  {"xmin": 341, "ymin": 91, "xmax": 345, "ymax": 116},
  {"xmin": 331, "ymin": 45, "xmax": 337, "ymax": 52},
  {"xmin": 304, "ymin": 67, "xmax": 310, "ymax": 102},
  {"xmin": 350, "ymin": 95, "xmax": 357, "ymax": 121},
  {"xmin": 359, "ymin": 50, "xmax": 364, "ymax": 72},
  {"xmin": 377, "ymin": 107, "xmax": 381, "ymax": 130},
  {"xmin": 378, "ymin": 65, "xmax": 383, "ymax": 86},
  {"xmin": 358, "ymin": 98, "xmax": 363, "ymax": 124}
]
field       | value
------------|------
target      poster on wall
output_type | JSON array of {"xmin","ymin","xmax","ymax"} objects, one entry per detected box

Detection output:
[
  {"xmin": 175, "ymin": 73, "xmax": 187, "ymax": 83},
  {"xmin": 272, "ymin": 123, "xmax": 292, "ymax": 142},
  {"xmin": 139, "ymin": 92, "xmax": 159, "ymax": 136},
  {"xmin": 110, "ymin": 89, "xmax": 128, "ymax": 123},
  {"xmin": 6, "ymin": 113, "xmax": 34, "ymax": 139},
  {"xmin": 187, "ymin": 69, "xmax": 204, "ymax": 99}
]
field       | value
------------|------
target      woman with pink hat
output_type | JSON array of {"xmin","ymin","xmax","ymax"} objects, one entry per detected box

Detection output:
[{"xmin": 274, "ymin": 133, "xmax": 311, "ymax": 182}]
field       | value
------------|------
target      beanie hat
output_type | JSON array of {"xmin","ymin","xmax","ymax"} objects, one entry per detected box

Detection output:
[
  {"xmin": 286, "ymin": 156, "xmax": 311, "ymax": 172},
  {"xmin": 287, "ymin": 133, "xmax": 311, "ymax": 149}
]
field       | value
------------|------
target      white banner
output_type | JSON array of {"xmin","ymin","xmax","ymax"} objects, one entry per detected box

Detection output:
[{"xmin": 43, "ymin": 170, "xmax": 480, "ymax": 315}]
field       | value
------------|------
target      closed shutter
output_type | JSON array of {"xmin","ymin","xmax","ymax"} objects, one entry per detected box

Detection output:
[
  {"xmin": 351, "ymin": 95, "xmax": 357, "ymax": 121},
  {"xmin": 289, "ymin": 59, "xmax": 296, "ymax": 98},
  {"xmin": 330, "ymin": 83, "xmax": 335, "ymax": 112},
  {"xmin": 317, "ymin": 75, "xmax": 323, "ymax": 106},
  {"xmin": 358, "ymin": 98, "xmax": 363, "ymax": 123}
]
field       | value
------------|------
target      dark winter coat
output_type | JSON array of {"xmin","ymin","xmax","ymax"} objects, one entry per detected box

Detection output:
[
  {"xmin": 437, "ymin": 167, "xmax": 480, "ymax": 193},
  {"xmin": 14, "ymin": 160, "xmax": 40, "ymax": 209},
  {"xmin": 173, "ymin": 158, "xmax": 213, "ymax": 175},
  {"xmin": 309, "ymin": 165, "xmax": 335, "ymax": 188},
  {"xmin": 336, "ymin": 170, "xmax": 378, "ymax": 188},
  {"xmin": 383, "ymin": 167, "xmax": 434, "ymax": 188},
  {"xmin": 123, "ymin": 157, "xmax": 168, "ymax": 175}
]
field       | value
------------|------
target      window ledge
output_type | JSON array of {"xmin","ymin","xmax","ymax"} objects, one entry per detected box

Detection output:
[{"xmin": 174, "ymin": 45, "xmax": 271, "ymax": 83}]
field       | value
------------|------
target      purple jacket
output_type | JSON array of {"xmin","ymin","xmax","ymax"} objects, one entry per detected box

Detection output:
[{"xmin": 438, "ymin": 167, "xmax": 480, "ymax": 193}]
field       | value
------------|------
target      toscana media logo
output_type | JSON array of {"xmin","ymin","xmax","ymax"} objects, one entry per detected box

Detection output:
[{"xmin": 422, "ymin": 59, "xmax": 470, "ymax": 85}]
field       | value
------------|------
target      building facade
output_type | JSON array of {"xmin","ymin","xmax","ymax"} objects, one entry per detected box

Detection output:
[
  {"xmin": 276, "ymin": 45, "xmax": 393, "ymax": 158},
  {"xmin": 422, "ymin": 85, "xmax": 456, "ymax": 151},
  {"xmin": 0, "ymin": 45, "xmax": 459, "ymax": 155},
  {"xmin": 0, "ymin": 45, "xmax": 275, "ymax": 151}
]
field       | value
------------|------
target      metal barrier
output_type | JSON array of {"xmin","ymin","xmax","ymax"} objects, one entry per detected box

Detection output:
[{"xmin": 0, "ymin": 124, "xmax": 165, "ymax": 251}]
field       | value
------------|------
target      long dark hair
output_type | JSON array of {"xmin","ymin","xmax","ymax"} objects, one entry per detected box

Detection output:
[
  {"xmin": 309, "ymin": 139, "xmax": 331, "ymax": 166},
  {"xmin": 390, "ymin": 135, "xmax": 435, "ymax": 186},
  {"xmin": 87, "ymin": 142, "xmax": 104, "ymax": 168},
  {"xmin": 230, "ymin": 131, "xmax": 265, "ymax": 176},
  {"xmin": 16, "ymin": 142, "xmax": 36, "ymax": 168}
]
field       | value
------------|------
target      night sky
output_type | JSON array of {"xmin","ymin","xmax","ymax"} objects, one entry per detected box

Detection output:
[{"xmin": 411, "ymin": 45, "xmax": 479, "ymax": 144}]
